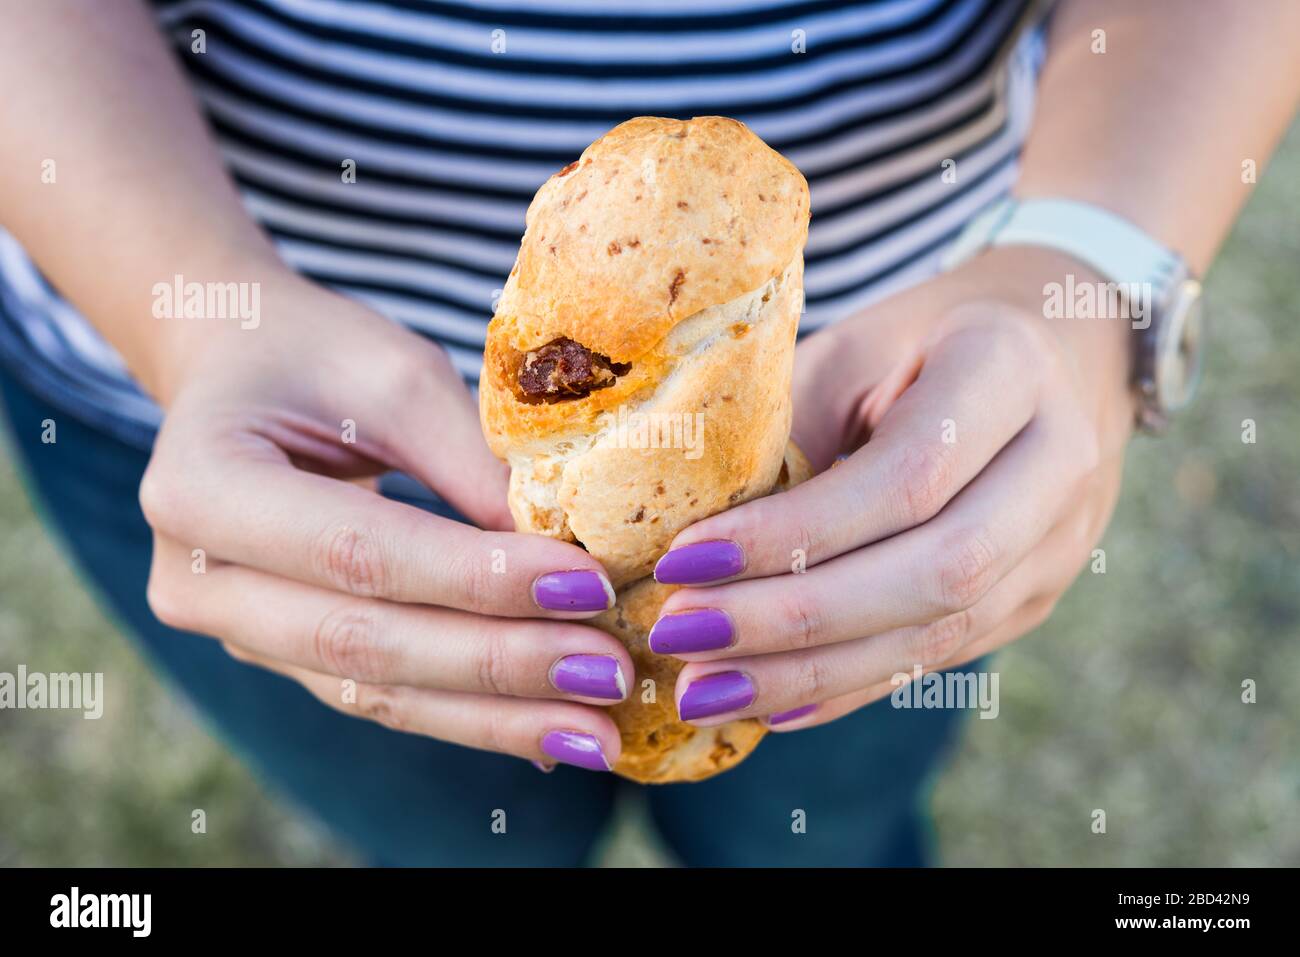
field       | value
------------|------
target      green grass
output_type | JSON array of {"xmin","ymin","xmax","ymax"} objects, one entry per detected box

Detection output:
[{"xmin": 2, "ymin": 122, "xmax": 1297, "ymax": 867}]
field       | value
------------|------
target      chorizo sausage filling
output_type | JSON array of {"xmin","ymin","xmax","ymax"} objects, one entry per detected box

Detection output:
[{"xmin": 516, "ymin": 337, "xmax": 630, "ymax": 403}]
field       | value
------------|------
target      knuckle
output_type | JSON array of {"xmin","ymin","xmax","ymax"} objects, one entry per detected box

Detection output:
[
  {"xmin": 790, "ymin": 654, "xmax": 833, "ymax": 703},
  {"xmin": 775, "ymin": 589, "xmax": 823, "ymax": 650},
  {"xmin": 475, "ymin": 625, "xmax": 518, "ymax": 697},
  {"xmin": 909, "ymin": 608, "xmax": 974, "ymax": 668},
  {"xmin": 355, "ymin": 683, "xmax": 407, "ymax": 732},
  {"xmin": 392, "ymin": 343, "xmax": 452, "ymax": 403},
  {"xmin": 446, "ymin": 548, "xmax": 495, "ymax": 611},
  {"xmin": 988, "ymin": 317, "xmax": 1040, "ymax": 363},
  {"xmin": 1074, "ymin": 423, "xmax": 1102, "ymax": 476},
  {"xmin": 1025, "ymin": 597, "xmax": 1057, "ymax": 633},
  {"xmin": 316, "ymin": 524, "xmax": 389, "ymax": 598},
  {"xmin": 480, "ymin": 703, "xmax": 516, "ymax": 756},
  {"xmin": 963, "ymin": 315, "xmax": 1052, "ymax": 393},
  {"xmin": 220, "ymin": 641, "xmax": 252, "ymax": 663},
  {"xmin": 1072, "ymin": 513, "xmax": 1096, "ymax": 555},
  {"xmin": 789, "ymin": 520, "xmax": 817, "ymax": 570},
  {"xmin": 933, "ymin": 526, "xmax": 999, "ymax": 613},
  {"xmin": 995, "ymin": 312, "xmax": 1049, "ymax": 360},
  {"xmin": 313, "ymin": 603, "xmax": 389, "ymax": 680},
  {"xmin": 891, "ymin": 441, "xmax": 956, "ymax": 526},
  {"xmin": 145, "ymin": 569, "xmax": 192, "ymax": 631},
  {"xmin": 138, "ymin": 464, "xmax": 183, "ymax": 532}
]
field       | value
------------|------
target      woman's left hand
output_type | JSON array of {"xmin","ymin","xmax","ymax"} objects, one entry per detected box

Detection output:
[{"xmin": 652, "ymin": 245, "xmax": 1138, "ymax": 729}]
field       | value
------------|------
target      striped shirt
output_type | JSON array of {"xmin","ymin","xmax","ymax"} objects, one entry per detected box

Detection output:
[{"xmin": 0, "ymin": 0, "xmax": 1049, "ymax": 449}]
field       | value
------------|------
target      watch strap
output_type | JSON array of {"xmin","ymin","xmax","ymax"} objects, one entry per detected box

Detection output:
[{"xmin": 944, "ymin": 197, "xmax": 1184, "ymax": 302}]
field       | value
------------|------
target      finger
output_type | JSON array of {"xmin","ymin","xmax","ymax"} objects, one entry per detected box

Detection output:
[
  {"xmin": 655, "ymin": 319, "xmax": 1047, "ymax": 585},
  {"xmin": 834, "ymin": 459, "xmax": 1108, "ymax": 690},
  {"xmin": 147, "ymin": 537, "xmax": 631, "ymax": 703},
  {"xmin": 671, "ymin": 546, "xmax": 1035, "ymax": 725},
  {"xmin": 221, "ymin": 645, "xmax": 621, "ymax": 770},
  {"xmin": 759, "ymin": 457, "xmax": 1110, "ymax": 731},
  {"xmin": 765, "ymin": 596, "xmax": 1058, "ymax": 732},
  {"xmin": 673, "ymin": 475, "xmax": 1095, "ymax": 727},
  {"xmin": 677, "ymin": 504, "xmax": 1091, "ymax": 727},
  {"xmin": 655, "ymin": 412, "xmax": 1087, "ymax": 658},
  {"xmin": 263, "ymin": 319, "xmax": 514, "ymax": 533},
  {"xmin": 787, "ymin": 321, "xmax": 922, "ymax": 468},
  {"xmin": 376, "ymin": 342, "xmax": 515, "ymax": 532},
  {"xmin": 140, "ymin": 455, "xmax": 614, "ymax": 617}
]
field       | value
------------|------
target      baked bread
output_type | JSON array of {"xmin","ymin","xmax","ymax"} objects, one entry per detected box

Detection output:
[
  {"xmin": 479, "ymin": 115, "xmax": 810, "ymax": 781},
  {"xmin": 598, "ymin": 443, "xmax": 812, "ymax": 782}
]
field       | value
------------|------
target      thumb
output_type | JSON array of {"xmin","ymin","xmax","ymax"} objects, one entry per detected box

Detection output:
[
  {"xmin": 379, "ymin": 350, "xmax": 514, "ymax": 532},
  {"xmin": 793, "ymin": 305, "xmax": 929, "ymax": 463}
]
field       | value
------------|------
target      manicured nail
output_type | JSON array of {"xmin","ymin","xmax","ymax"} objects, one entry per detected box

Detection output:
[
  {"xmin": 531, "ymin": 760, "xmax": 556, "ymax": 774},
  {"xmin": 768, "ymin": 704, "xmax": 817, "ymax": 726},
  {"xmin": 678, "ymin": 671, "xmax": 755, "ymax": 721},
  {"xmin": 533, "ymin": 570, "xmax": 614, "ymax": 612},
  {"xmin": 550, "ymin": 655, "xmax": 626, "ymax": 700},
  {"xmin": 540, "ymin": 730, "xmax": 611, "ymax": 772},
  {"xmin": 649, "ymin": 608, "xmax": 734, "ymax": 654},
  {"xmin": 654, "ymin": 540, "xmax": 745, "ymax": 585}
]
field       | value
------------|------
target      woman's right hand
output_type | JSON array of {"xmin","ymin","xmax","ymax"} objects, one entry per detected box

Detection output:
[{"xmin": 139, "ymin": 272, "xmax": 628, "ymax": 772}]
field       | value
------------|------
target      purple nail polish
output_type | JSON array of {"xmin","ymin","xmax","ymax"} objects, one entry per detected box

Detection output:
[
  {"xmin": 654, "ymin": 540, "xmax": 745, "ymax": 585},
  {"xmin": 533, "ymin": 570, "xmax": 613, "ymax": 612},
  {"xmin": 540, "ymin": 730, "xmax": 611, "ymax": 772},
  {"xmin": 649, "ymin": 609, "xmax": 733, "ymax": 654},
  {"xmin": 768, "ymin": 704, "xmax": 817, "ymax": 726},
  {"xmin": 551, "ymin": 655, "xmax": 626, "ymax": 700},
  {"xmin": 678, "ymin": 671, "xmax": 755, "ymax": 721}
]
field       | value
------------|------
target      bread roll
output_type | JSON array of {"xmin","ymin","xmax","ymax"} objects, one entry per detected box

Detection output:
[
  {"xmin": 479, "ymin": 116, "xmax": 810, "ymax": 781},
  {"xmin": 598, "ymin": 444, "xmax": 812, "ymax": 783}
]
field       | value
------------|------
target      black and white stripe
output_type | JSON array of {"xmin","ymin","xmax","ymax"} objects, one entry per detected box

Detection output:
[{"xmin": 0, "ymin": 0, "xmax": 1047, "ymax": 448}]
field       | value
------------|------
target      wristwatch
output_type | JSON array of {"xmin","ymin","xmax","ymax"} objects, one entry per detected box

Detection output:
[{"xmin": 943, "ymin": 197, "xmax": 1205, "ymax": 434}]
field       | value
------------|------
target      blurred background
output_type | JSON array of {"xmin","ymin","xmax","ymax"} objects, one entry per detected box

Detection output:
[{"xmin": 2, "ymin": 121, "xmax": 1297, "ymax": 868}]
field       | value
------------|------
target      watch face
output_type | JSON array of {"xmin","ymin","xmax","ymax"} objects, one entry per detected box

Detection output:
[{"xmin": 1155, "ymin": 278, "xmax": 1205, "ymax": 414}]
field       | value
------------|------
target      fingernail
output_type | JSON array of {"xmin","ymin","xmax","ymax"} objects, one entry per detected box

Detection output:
[
  {"xmin": 649, "ymin": 608, "xmax": 733, "ymax": 654},
  {"xmin": 531, "ymin": 760, "xmax": 556, "ymax": 774},
  {"xmin": 533, "ymin": 570, "xmax": 614, "ymax": 612},
  {"xmin": 654, "ymin": 540, "xmax": 745, "ymax": 585},
  {"xmin": 678, "ymin": 671, "xmax": 755, "ymax": 721},
  {"xmin": 551, "ymin": 655, "xmax": 626, "ymax": 700},
  {"xmin": 768, "ymin": 704, "xmax": 817, "ymax": 726},
  {"xmin": 540, "ymin": 730, "xmax": 611, "ymax": 772}
]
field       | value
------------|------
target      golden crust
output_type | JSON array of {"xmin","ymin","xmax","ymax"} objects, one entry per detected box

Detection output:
[
  {"xmin": 491, "ymin": 115, "xmax": 810, "ymax": 364},
  {"xmin": 600, "ymin": 443, "xmax": 813, "ymax": 784},
  {"xmin": 480, "ymin": 320, "xmax": 672, "ymax": 462},
  {"xmin": 554, "ymin": 258, "xmax": 800, "ymax": 586},
  {"xmin": 490, "ymin": 260, "xmax": 800, "ymax": 585}
]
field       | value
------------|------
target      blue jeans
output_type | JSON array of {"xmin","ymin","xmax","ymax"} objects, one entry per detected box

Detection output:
[{"xmin": 1, "ymin": 367, "xmax": 970, "ymax": 866}]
